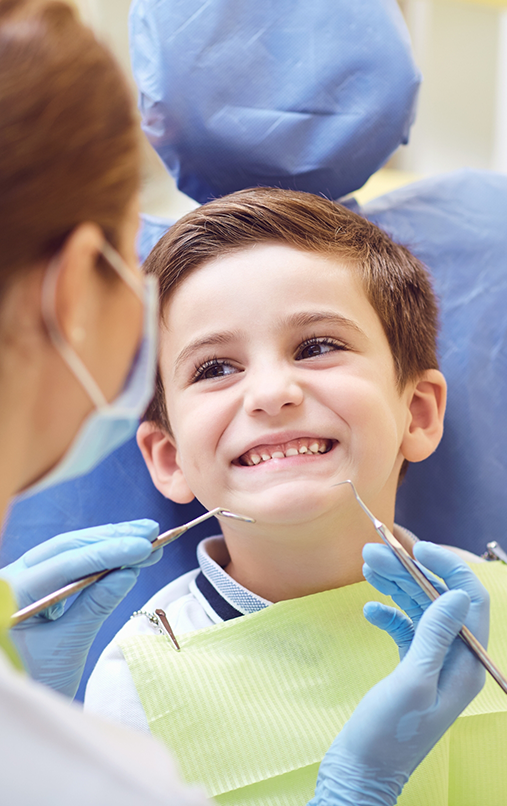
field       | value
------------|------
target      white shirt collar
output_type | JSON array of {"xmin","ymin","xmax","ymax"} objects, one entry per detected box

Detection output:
[{"xmin": 195, "ymin": 536, "xmax": 271, "ymax": 617}]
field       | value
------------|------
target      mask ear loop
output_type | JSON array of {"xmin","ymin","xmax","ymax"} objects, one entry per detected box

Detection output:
[
  {"xmin": 41, "ymin": 247, "xmax": 110, "ymax": 410},
  {"xmin": 101, "ymin": 240, "xmax": 145, "ymax": 302},
  {"xmin": 42, "ymin": 239, "xmax": 148, "ymax": 410}
]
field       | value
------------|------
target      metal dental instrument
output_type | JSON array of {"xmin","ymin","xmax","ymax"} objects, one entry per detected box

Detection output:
[
  {"xmin": 155, "ymin": 609, "xmax": 181, "ymax": 652},
  {"xmin": 483, "ymin": 541, "xmax": 507, "ymax": 564},
  {"xmin": 10, "ymin": 508, "xmax": 255, "ymax": 627},
  {"xmin": 334, "ymin": 479, "xmax": 507, "ymax": 695}
]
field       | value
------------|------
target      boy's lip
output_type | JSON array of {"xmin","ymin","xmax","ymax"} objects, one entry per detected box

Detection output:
[{"xmin": 233, "ymin": 433, "xmax": 337, "ymax": 467}]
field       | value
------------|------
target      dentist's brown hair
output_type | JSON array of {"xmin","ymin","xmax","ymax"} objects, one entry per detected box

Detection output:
[{"xmin": 0, "ymin": 0, "xmax": 140, "ymax": 282}]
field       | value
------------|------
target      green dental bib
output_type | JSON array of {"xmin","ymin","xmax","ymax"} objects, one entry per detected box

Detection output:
[
  {"xmin": 121, "ymin": 564, "xmax": 507, "ymax": 806},
  {"xmin": 0, "ymin": 579, "xmax": 24, "ymax": 672}
]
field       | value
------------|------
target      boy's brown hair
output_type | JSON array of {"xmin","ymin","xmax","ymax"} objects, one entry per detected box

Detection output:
[{"xmin": 143, "ymin": 187, "xmax": 439, "ymax": 436}]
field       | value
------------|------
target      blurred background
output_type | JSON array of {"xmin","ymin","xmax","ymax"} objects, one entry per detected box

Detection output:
[{"xmin": 69, "ymin": 0, "xmax": 507, "ymax": 211}]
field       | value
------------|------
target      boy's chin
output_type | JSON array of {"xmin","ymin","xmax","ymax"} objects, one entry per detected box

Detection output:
[{"xmin": 232, "ymin": 484, "xmax": 341, "ymax": 527}]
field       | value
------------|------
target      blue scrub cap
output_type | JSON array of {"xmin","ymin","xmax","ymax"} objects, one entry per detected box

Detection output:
[{"xmin": 129, "ymin": 0, "xmax": 421, "ymax": 204}]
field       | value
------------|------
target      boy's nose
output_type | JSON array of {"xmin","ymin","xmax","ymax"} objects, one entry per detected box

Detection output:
[{"xmin": 243, "ymin": 367, "xmax": 304, "ymax": 417}]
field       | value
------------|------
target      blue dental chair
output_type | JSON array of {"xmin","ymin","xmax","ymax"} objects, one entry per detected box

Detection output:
[
  {"xmin": 365, "ymin": 170, "xmax": 507, "ymax": 552},
  {"xmin": 2, "ymin": 0, "xmax": 506, "ymax": 699}
]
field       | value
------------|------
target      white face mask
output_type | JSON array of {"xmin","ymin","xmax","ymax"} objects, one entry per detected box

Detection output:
[{"xmin": 17, "ymin": 241, "xmax": 159, "ymax": 501}]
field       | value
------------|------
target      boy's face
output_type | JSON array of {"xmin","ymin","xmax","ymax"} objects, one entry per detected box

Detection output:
[{"xmin": 154, "ymin": 244, "xmax": 437, "ymax": 529}]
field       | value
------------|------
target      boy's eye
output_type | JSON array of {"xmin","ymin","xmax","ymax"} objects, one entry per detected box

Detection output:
[
  {"xmin": 192, "ymin": 359, "xmax": 239, "ymax": 382},
  {"xmin": 295, "ymin": 337, "xmax": 346, "ymax": 360}
]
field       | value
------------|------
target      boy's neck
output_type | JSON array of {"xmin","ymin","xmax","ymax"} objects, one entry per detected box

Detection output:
[{"xmin": 222, "ymin": 512, "xmax": 392, "ymax": 602}]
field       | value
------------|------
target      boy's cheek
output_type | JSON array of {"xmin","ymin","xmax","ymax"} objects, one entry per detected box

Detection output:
[{"xmin": 171, "ymin": 397, "xmax": 240, "ymax": 455}]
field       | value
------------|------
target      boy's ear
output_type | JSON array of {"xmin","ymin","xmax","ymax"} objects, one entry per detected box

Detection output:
[
  {"xmin": 136, "ymin": 421, "xmax": 195, "ymax": 504},
  {"xmin": 400, "ymin": 369, "xmax": 447, "ymax": 463}
]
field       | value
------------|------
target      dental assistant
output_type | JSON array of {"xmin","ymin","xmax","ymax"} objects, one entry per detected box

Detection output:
[{"xmin": 0, "ymin": 2, "xmax": 489, "ymax": 804}]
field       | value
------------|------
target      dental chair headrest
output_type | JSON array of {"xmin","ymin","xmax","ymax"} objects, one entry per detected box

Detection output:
[{"xmin": 129, "ymin": 0, "xmax": 421, "ymax": 204}]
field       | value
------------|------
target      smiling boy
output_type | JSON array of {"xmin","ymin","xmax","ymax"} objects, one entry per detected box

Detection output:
[
  {"xmin": 132, "ymin": 188, "xmax": 447, "ymax": 598},
  {"xmin": 85, "ymin": 188, "xmax": 453, "ymax": 800}
]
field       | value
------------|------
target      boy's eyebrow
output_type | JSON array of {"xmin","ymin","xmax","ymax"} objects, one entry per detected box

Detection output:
[
  {"xmin": 174, "ymin": 330, "xmax": 239, "ymax": 375},
  {"xmin": 280, "ymin": 311, "xmax": 365, "ymax": 336}
]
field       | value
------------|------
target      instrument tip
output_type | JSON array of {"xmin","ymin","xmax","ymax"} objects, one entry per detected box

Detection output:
[
  {"xmin": 217, "ymin": 509, "xmax": 255, "ymax": 523},
  {"xmin": 330, "ymin": 479, "xmax": 378, "ymax": 526},
  {"xmin": 331, "ymin": 479, "xmax": 356, "ymax": 493}
]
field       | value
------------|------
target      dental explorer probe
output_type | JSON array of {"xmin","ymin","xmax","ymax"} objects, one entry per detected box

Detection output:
[
  {"xmin": 10, "ymin": 508, "xmax": 254, "ymax": 627},
  {"xmin": 334, "ymin": 479, "xmax": 507, "ymax": 695}
]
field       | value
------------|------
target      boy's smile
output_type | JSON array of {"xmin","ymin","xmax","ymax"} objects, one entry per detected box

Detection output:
[
  {"xmin": 234, "ymin": 435, "xmax": 334, "ymax": 466},
  {"xmin": 157, "ymin": 243, "xmax": 421, "ymax": 532}
]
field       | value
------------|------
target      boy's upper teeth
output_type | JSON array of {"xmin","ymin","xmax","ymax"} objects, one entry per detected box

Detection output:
[{"xmin": 239, "ymin": 438, "xmax": 333, "ymax": 466}]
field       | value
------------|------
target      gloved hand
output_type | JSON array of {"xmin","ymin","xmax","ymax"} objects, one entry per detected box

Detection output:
[
  {"xmin": 309, "ymin": 542, "xmax": 489, "ymax": 806},
  {"xmin": 0, "ymin": 519, "xmax": 161, "ymax": 698}
]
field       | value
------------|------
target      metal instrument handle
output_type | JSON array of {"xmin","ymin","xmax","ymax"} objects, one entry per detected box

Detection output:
[{"xmin": 10, "ymin": 507, "xmax": 254, "ymax": 626}]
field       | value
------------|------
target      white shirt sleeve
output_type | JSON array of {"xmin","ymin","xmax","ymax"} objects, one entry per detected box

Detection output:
[
  {"xmin": 85, "ymin": 625, "xmax": 150, "ymax": 733},
  {"xmin": 85, "ymin": 568, "xmax": 215, "ymax": 732},
  {"xmin": 0, "ymin": 651, "xmax": 210, "ymax": 806}
]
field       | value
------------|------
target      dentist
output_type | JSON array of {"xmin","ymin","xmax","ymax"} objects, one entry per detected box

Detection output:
[{"xmin": 0, "ymin": 2, "xmax": 488, "ymax": 804}]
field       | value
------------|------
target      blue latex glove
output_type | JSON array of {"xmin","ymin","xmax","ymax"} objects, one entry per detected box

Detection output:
[
  {"xmin": 309, "ymin": 542, "xmax": 489, "ymax": 806},
  {"xmin": 0, "ymin": 519, "xmax": 161, "ymax": 698}
]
